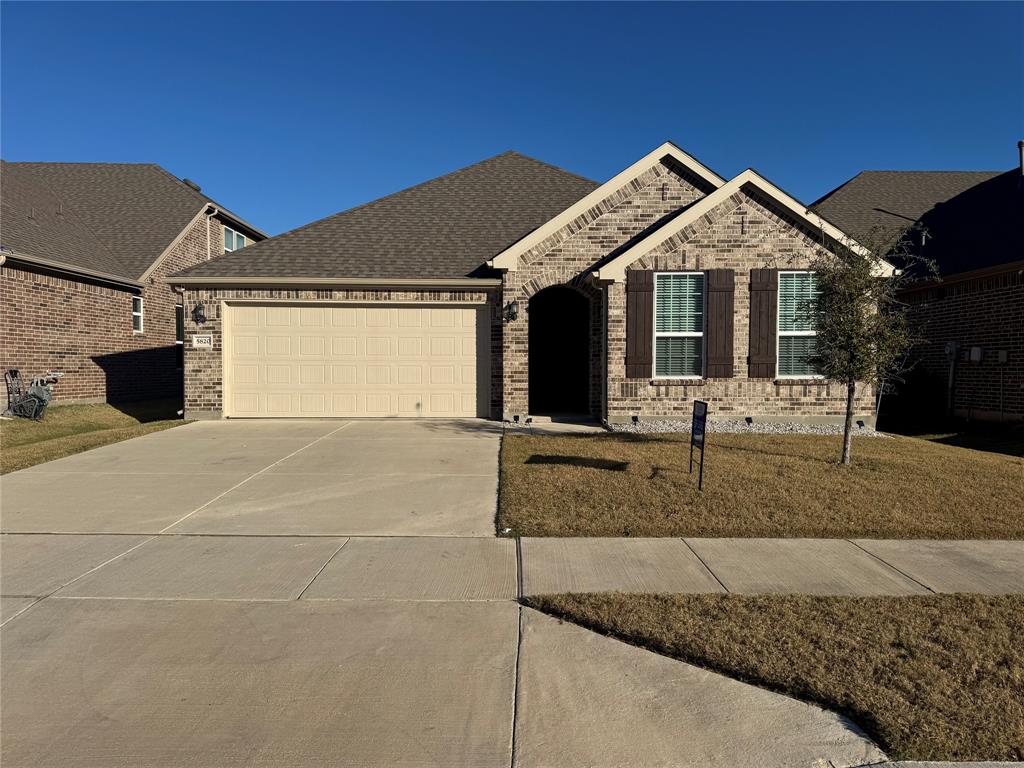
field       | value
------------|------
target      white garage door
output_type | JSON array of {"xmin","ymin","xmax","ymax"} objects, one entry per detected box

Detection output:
[{"xmin": 224, "ymin": 304, "xmax": 489, "ymax": 418}]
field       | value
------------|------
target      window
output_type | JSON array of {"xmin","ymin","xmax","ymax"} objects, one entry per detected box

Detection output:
[
  {"xmin": 131, "ymin": 296, "xmax": 144, "ymax": 332},
  {"xmin": 223, "ymin": 225, "xmax": 246, "ymax": 252},
  {"xmin": 175, "ymin": 305, "xmax": 184, "ymax": 369},
  {"xmin": 654, "ymin": 272, "xmax": 704, "ymax": 378},
  {"xmin": 777, "ymin": 271, "xmax": 820, "ymax": 377}
]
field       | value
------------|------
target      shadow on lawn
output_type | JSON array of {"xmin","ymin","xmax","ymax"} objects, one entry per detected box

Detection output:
[{"xmin": 525, "ymin": 454, "xmax": 629, "ymax": 472}]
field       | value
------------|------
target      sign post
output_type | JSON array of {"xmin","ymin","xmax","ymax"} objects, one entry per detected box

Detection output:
[{"xmin": 689, "ymin": 400, "xmax": 708, "ymax": 491}]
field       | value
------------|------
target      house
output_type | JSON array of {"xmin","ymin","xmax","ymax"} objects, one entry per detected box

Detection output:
[
  {"xmin": 1, "ymin": 162, "xmax": 265, "ymax": 404},
  {"xmin": 813, "ymin": 144, "xmax": 1023, "ymax": 423},
  {"xmin": 170, "ymin": 143, "xmax": 888, "ymax": 424}
]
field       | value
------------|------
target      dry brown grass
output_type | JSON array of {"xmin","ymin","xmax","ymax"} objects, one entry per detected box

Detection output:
[
  {"xmin": 527, "ymin": 592, "xmax": 1024, "ymax": 761},
  {"xmin": 1, "ymin": 402, "xmax": 185, "ymax": 474},
  {"xmin": 499, "ymin": 432, "xmax": 1024, "ymax": 538}
]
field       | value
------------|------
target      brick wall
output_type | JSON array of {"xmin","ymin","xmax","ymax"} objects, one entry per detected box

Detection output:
[
  {"xmin": 1, "ymin": 213, "xmax": 231, "ymax": 404},
  {"xmin": 501, "ymin": 159, "xmax": 713, "ymax": 419},
  {"xmin": 180, "ymin": 287, "xmax": 500, "ymax": 418},
  {"xmin": 896, "ymin": 267, "xmax": 1024, "ymax": 422},
  {"xmin": 501, "ymin": 164, "xmax": 876, "ymax": 423}
]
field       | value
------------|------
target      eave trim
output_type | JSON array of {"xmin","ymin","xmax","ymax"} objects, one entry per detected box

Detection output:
[{"xmin": 1, "ymin": 249, "xmax": 142, "ymax": 289}]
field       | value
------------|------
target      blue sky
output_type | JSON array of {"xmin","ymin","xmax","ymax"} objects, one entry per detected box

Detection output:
[{"xmin": 3, "ymin": 1, "xmax": 1021, "ymax": 235}]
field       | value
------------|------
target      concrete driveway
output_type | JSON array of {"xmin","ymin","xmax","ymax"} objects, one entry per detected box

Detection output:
[
  {"xmin": 1, "ymin": 419, "xmax": 883, "ymax": 767},
  {"xmin": 1, "ymin": 419, "xmax": 501, "ymax": 536}
]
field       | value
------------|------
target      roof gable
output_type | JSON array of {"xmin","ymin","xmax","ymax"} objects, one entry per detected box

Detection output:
[
  {"xmin": 172, "ymin": 152, "xmax": 599, "ymax": 282},
  {"xmin": 593, "ymin": 169, "xmax": 891, "ymax": 282},
  {"xmin": 487, "ymin": 142, "xmax": 726, "ymax": 271}
]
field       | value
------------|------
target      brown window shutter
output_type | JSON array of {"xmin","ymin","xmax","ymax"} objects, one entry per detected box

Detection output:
[
  {"xmin": 748, "ymin": 268, "xmax": 778, "ymax": 378},
  {"xmin": 705, "ymin": 269, "xmax": 735, "ymax": 378},
  {"xmin": 625, "ymin": 270, "xmax": 654, "ymax": 379}
]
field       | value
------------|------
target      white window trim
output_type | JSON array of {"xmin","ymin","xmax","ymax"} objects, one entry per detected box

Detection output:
[
  {"xmin": 652, "ymin": 271, "xmax": 705, "ymax": 380},
  {"xmin": 131, "ymin": 296, "xmax": 144, "ymax": 333},
  {"xmin": 776, "ymin": 270, "xmax": 823, "ymax": 379},
  {"xmin": 223, "ymin": 225, "xmax": 246, "ymax": 252}
]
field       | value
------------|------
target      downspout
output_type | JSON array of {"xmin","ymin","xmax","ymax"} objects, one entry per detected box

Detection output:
[{"xmin": 205, "ymin": 206, "xmax": 220, "ymax": 259}]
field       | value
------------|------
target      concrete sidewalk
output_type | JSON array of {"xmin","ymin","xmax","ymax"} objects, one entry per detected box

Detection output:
[
  {"xmin": 2, "ymin": 532, "xmax": 888, "ymax": 767},
  {"xmin": 520, "ymin": 537, "xmax": 1024, "ymax": 596}
]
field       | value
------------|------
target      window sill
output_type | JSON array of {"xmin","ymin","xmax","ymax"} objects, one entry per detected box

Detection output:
[
  {"xmin": 775, "ymin": 378, "xmax": 827, "ymax": 385},
  {"xmin": 649, "ymin": 378, "xmax": 706, "ymax": 386}
]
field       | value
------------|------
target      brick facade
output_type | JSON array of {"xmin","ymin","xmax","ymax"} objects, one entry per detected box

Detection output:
[
  {"xmin": 1, "ymin": 213, "xmax": 230, "ymax": 404},
  {"xmin": 181, "ymin": 287, "xmax": 501, "ymax": 419},
  {"xmin": 177, "ymin": 159, "xmax": 877, "ymax": 425},
  {"xmin": 500, "ymin": 160, "xmax": 875, "ymax": 423},
  {"xmin": 895, "ymin": 266, "xmax": 1024, "ymax": 422}
]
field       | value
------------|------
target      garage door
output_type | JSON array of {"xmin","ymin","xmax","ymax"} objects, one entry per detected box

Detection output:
[{"xmin": 224, "ymin": 304, "xmax": 489, "ymax": 418}]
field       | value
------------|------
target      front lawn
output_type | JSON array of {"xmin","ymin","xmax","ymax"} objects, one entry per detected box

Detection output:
[
  {"xmin": 527, "ymin": 592, "xmax": 1024, "ymax": 762},
  {"xmin": 499, "ymin": 432, "xmax": 1023, "ymax": 538},
  {"xmin": 1, "ymin": 401, "xmax": 186, "ymax": 473}
]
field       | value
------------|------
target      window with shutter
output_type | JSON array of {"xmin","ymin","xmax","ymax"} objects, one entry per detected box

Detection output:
[
  {"xmin": 777, "ymin": 271, "xmax": 820, "ymax": 377},
  {"xmin": 653, "ymin": 273, "xmax": 704, "ymax": 378}
]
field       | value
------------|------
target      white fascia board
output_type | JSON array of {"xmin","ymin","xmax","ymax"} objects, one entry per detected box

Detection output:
[
  {"xmin": 593, "ymin": 169, "xmax": 894, "ymax": 283},
  {"xmin": 487, "ymin": 142, "xmax": 726, "ymax": 272}
]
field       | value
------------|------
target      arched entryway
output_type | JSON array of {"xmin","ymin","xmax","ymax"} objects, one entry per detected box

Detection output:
[{"xmin": 528, "ymin": 285, "xmax": 591, "ymax": 415}]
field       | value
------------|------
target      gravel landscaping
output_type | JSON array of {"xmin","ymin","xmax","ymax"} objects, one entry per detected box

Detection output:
[{"xmin": 610, "ymin": 418, "xmax": 887, "ymax": 436}]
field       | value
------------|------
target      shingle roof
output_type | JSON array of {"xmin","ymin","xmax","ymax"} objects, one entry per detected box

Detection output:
[
  {"xmin": 1, "ymin": 161, "xmax": 128, "ymax": 279},
  {"xmin": 812, "ymin": 169, "xmax": 1022, "ymax": 276},
  {"xmin": 2, "ymin": 161, "xmax": 261, "ymax": 281},
  {"xmin": 174, "ymin": 151, "xmax": 599, "ymax": 281}
]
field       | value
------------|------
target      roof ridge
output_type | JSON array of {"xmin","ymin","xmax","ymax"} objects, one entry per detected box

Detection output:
[
  {"xmin": 3, "ymin": 161, "xmax": 134, "ymax": 279},
  {"xmin": 499, "ymin": 150, "xmax": 598, "ymax": 186},
  {"xmin": 221, "ymin": 151, "xmax": 587, "ymax": 260},
  {"xmin": 148, "ymin": 163, "xmax": 212, "ymax": 208}
]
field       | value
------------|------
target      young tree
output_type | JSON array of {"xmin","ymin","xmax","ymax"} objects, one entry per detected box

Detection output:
[{"xmin": 801, "ymin": 227, "xmax": 936, "ymax": 465}]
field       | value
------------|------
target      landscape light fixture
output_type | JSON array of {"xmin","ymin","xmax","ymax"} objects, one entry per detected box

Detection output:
[
  {"xmin": 631, "ymin": 415, "xmax": 639, "ymax": 425},
  {"xmin": 744, "ymin": 416, "xmax": 753, "ymax": 426},
  {"xmin": 856, "ymin": 420, "xmax": 865, "ymax": 429},
  {"xmin": 191, "ymin": 303, "xmax": 207, "ymax": 325},
  {"xmin": 503, "ymin": 300, "xmax": 519, "ymax": 323}
]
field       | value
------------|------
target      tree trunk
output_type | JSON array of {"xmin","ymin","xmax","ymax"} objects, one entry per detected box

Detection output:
[{"xmin": 841, "ymin": 378, "xmax": 856, "ymax": 465}]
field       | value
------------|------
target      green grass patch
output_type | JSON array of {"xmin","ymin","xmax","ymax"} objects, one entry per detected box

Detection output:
[
  {"xmin": 499, "ymin": 432, "xmax": 1024, "ymax": 538},
  {"xmin": 526, "ymin": 592, "xmax": 1024, "ymax": 762},
  {"xmin": 1, "ymin": 401, "xmax": 186, "ymax": 473}
]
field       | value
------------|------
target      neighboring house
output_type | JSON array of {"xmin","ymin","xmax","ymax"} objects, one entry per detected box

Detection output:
[
  {"xmin": 1, "ymin": 162, "xmax": 265, "ymax": 404},
  {"xmin": 171, "ymin": 143, "xmax": 889, "ymax": 424},
  {"xmin": 814, "ymin": 145, "xmax": 1023, "ymax": 423}
]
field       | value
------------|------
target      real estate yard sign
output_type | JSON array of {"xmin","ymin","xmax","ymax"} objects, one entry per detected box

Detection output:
[{"xmin": 689, "ymin": 400, "xmax": 708, "ymax": 491}]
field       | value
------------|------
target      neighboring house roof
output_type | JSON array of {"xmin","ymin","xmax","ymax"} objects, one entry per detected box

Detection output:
[
  {"xmin": 1, "ymin": 161, "xmax": 129, "ymax": 283},
  {"xmin": 813, "ymin": 169, "xmax": 1021, "ymax": 276},
  {"xmin": 1, "ymin": 161, "xmax": 264, "ymax": 283},
  {"xmin": 172, "ymin": 151, "xmax": 599, "ymax": 282}
]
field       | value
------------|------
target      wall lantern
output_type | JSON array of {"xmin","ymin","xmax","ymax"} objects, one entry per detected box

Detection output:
[
  {"xmin": 503, "ymin": 300, "xmax": 519, "ymax": 323},
  {"xmin": 191, "ymin": 303, "xmax": 207, "ymax": 325}
]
